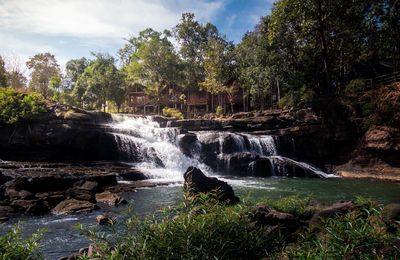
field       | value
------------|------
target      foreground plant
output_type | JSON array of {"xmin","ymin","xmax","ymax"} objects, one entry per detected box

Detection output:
[
  {"xmin": 0, "ymin": 222, "xmax": 45, "ymax": 260},
  {"xmin": 76, "ymin": 194, "xmax": 400, "ymax": 260}
]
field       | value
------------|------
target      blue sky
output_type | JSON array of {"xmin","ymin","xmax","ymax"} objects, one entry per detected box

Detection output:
[{"xmin": 0, "ymin": 0, "xmax": 274, "ymax": 70}]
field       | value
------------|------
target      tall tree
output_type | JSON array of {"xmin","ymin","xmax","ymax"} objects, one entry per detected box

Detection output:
[
  {"xmin": 201, "ymin": 36, "xmax": 236, "ymax": 112},
  {"xmin": 2, "ymin": 54, "xmax": 27, "ymax": 90},
  {"xmin": 26, "ymin": 53, "xmax": 61, "ymax": 98},
  {"xmin": 173, "ymin": 13, "xmax": 218, "ymax": 91},
  {"xmin": 74, "ymin": 53, "xmax": 124, "ymax": 112},
  {"xmin": 122, "ymin": 28, "xmax": 182, "ymax": 113}
]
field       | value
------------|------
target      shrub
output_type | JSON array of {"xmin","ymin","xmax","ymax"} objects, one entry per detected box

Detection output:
[
  {"xmin": 216, "ymin": 105, "xmax": 223, "ymax": 117},
  {"xmin": 77, "ymin": 193, "xmax": 282, "ymax": 259},
  {"xmin": 280, "ymin": 206, "xmax": 400, "ymax": 259},
  {"xmin": 345, "ymin": 79, "xmax": 365, "ymax": 94},
  {"xmin": 0, "ymin": 87, "xmax": 46, "ymax": 124},
  {"xmin": 162, "ymin": 107, "xmax": 183, "ymax": 119},
  {"xmin": 0, "ymin": 222, "xmax": 45, "ymax": 260}
]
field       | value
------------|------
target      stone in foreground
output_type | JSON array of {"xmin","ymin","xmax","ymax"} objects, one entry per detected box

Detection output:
[{"xmin": 183, "ymin": 166, "xmax": 239, "ymax": 204}]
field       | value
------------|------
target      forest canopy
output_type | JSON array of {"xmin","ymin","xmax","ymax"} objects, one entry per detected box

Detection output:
[{"xmin": 1, "ymin": 0, "xmax": 398, "ymax": 114}]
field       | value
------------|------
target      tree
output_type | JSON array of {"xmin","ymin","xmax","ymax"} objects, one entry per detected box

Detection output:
[
  {"xmin": 200, "ymin": 36, "xmax": 236, "ymax": 112},
  {"xmin": 0, "ymin": 56, "xmax": 7, "ymax": 88},
  {"xmin": 74, "ymin": 53, "xmax": 124, "ymax": 112},
  {"xmin": 2, "ymin": 54, "xmax": 27, "ymax": 90},
  {"xmin": 64, "ymin": 58, "xmax": 88, "ymax": 90},
  {"xmin": 173, "ymin": 13, "xmax": 218, "ymax": 92},
  {"xmin": 122, "ymin": 28, "xmax": 182, "ymax": 113},
  {"xmin": 26, "ymin": 53, "xmax": 61, "ymax": 98}
]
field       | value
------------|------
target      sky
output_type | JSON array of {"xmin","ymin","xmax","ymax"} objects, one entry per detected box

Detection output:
[{"xmin": 0, "ymin": 0, "xmax": 274, "ymax": 71}]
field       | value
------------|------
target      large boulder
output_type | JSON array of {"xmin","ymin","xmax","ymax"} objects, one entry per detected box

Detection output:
[
  {"xmin": 52, "ymin": 199, "xmax": 99, "ymax": 215},
  {"xmin": 183, "ymin": 166, "xmax": 239, "ymax": 204}
]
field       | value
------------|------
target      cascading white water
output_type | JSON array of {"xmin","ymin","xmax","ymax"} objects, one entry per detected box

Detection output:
[
  {"xmin": 108, "ymin": 115, "xmax": 337, "ymax": 181},
  {"xmin": 109, "ymin": 115, "xmax": 210, "ymax": 182}
]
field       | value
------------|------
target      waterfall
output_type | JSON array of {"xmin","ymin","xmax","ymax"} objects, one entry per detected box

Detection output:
[
  {"xmin": 107, "ymin": 115, "xmax": 337, "ymax": 181},
  {"xmin": 108, "ymin": 115, "xmax": 210, "ymax": 182}
]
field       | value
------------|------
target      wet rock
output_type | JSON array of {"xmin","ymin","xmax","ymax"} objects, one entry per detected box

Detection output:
[
  {"xmin": 249, "ymin": 205, "xmax": 298, "ymax": 228},
  {"xmin": 310, "ymin": 201, "xmax": 357, "ymax": 230},
  {"xmin": 52, "ymin": 199, "xmax": 99, "ymax": 215},
  {"xmin": 95, "ymin": 191, "xmax": 127, "ymax": 206},
  {"xmin": 183, "ymin": 166, "xmax": 239, "ymax": 204},
  {"xmin": 96, "ymin": 214, "xmax": 117, "ymax": 225},
  {"xmin": 382, "ymin": 203, "xmax": 400, "ymax": 232},
  {"xmin": 217, "ymin": 153, "xmax": 274, "ymax": 177},
  {"xmin": 178, "ymin": 132, "xmax": 198, "ymax": 156},
  {"xmin": 117, "ymin": 168, "xmax": 147, "ymax": 181}
]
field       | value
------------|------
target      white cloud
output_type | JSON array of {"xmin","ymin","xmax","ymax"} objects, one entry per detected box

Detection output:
[{"xmin": 0, "ymin": 0, "xmax": 225, "ymax": 39}]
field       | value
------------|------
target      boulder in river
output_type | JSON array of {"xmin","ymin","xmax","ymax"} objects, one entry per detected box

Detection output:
[
  {"xmin": 51, "ymin": 199, "xmax": 99, "ymax": 215},
  {"xmin": 95, "ymin": 191, "xmax": 127, "ymax": 206},
  {"xmin": 183, "ymin": 166, "xmax": 239, "ymax": 204},
  {"xmin": 249, "ymin": 205, "xmax": 298, "ymax": 229},
  {"xmin": 96, "ymin": 214, "xmax": 117, "ymax": 225}
]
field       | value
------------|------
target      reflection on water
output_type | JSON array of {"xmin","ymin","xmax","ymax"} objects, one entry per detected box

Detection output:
[{"xmin": 1, "ymin": 178, "xmax": 399, "ymax": 259}]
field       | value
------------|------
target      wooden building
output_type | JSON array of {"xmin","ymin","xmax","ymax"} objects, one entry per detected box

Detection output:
[{"xmin": 127, "ymin": 81, "xmax": 245, "ymax": 116}]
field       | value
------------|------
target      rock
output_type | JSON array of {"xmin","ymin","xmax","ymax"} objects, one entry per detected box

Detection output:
[
  {"xmin": 52, "ymin": 199, "xmax": 99, "ymax": 215},
  {"xmin": 10, "ymin": 200, "xmax": 47, "ymax": 214},
  {"xmin": 64, "ymin": 110, "xmax": 93, "ymax": 121},
  {"xmin": 309, "ymin": 201, "xmax": 357, "ymax": 230},
  {"xmin": 96, "ymin": 214, "xmax": 117, "ymax": 225},
  {"xmin": 217, "ymin": 153, "xmax": 274, "ymax": 176},
  {"xmin": 58, "ymin": 255, "xmax": 78, "ymax": 260},
  {"xmin": 78, "ymin": 247, "xmax": 89, "ymax": 256},
  {"xmin": 249, "ymin": 205, "xmax": 298, "ymax": 228},
  {"xmin": 4, "ymin": 177, "xmax": 31, "ymax": 191},
  {"xmin": 95, "ymin": 191, "xmax": 127, "ymax": 206},
  {"xmin": 65, "ymin": 188, "xmax": 94, "ymax": 202},
  {"xmin": 183, "ymin": 166, "xmax": 239, "ymax": 204},
  {"xmin": 178, "ymin": 133, "xmax": 198, "ymax": 156},
  {"xmin": 363, "ymin": 126, "xmax": 400, "ymax": 151},
  {"xmin": 73, "ymin": 180, "xmax": 99, "ymax": 192},
  {"xmin": 0, "ymin": 216, "xmax": 9, "ymax": 222},
  {"xmin": 382, "ymin": 203, "xmax": 400, "ymax": 232},
  {"xmin": 0, "ymin": 171, "xmax": 13, "ymax": 185}
]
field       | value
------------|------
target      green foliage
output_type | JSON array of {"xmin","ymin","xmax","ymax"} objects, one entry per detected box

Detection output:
[
  {"xmin": 0, "ymin": 87, "xmax": 46, "ymax": 124},
  {"xmin": 280, "ymin": 207, "xmax": 399, "ymax": 259},
  {"xmin": 26, "ymin": 52, "xmax": 61, "ymax": 98},
  {"xmin": 0, "ymin": 222, "xmax": 45, "ymax": 259},
  {"xmin": 215, "ymin": 105, "xmax": 223, "ymax": 117},
  {"xmin": 76, "ymin": 195, "xmax": 399, "ymax": 260},
  {"xmin": 264, "ymin": 195, "xmax": 313, "ymax": 218},
  {"xmin": 279, "ymin": 85, "xmax": 315, "ymax": 108},
  {"xmin": 162, "ymin": 107, "xmax": 183, "ymax": 119},
  {"xmin": 73, "ymin": 53, "xmax": 124, "ymax": 111},
  {"xmin": 345, "ymin": 79, "xmax": 366, "ymax": 94}
]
